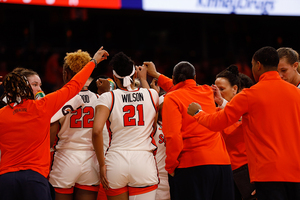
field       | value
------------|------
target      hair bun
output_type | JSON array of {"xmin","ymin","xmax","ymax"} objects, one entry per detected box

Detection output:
[{"xmin": 227, "ymin": 65, "xmax": 239, "ymax": 76}]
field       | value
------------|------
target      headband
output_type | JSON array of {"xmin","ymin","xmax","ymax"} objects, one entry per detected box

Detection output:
[{"xmin": 113, "ymin": 66, "xmax": 135, "ymax": 91}]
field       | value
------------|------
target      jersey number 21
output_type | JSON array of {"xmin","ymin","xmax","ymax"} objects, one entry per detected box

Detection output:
[{"xmin": 123, "ymin": 104, "xmax": 145, "ymax": 127}]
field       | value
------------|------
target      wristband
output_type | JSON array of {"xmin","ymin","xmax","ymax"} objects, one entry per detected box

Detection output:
[
  {"xmin": 194, "ymin": 109, "xmax": 201, "ymax": 116},
  {"xmin": 90, "ymin": 58, "xmax": 97, "ymax": 68}
]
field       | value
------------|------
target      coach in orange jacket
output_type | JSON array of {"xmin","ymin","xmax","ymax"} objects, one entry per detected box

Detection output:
[
  {"xmin": 144, "ymin": 61, "xmax": 234, "ymax": 200},
  {"xmin": 188, "ymin": 46, "xmax": 300, "ymax": 200}
]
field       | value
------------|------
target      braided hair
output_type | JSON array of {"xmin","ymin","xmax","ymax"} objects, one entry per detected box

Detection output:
[{"xmin": 1, "ymin": 72, "xmax": 34, "ymax": 108}]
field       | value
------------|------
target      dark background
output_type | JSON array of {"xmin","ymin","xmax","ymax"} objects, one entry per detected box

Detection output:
[{"xmin": 1, "ymin": 3, "xmax": 300, "ymax": 93}]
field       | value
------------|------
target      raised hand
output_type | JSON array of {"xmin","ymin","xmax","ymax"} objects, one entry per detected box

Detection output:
[
  {"xmin": 96, "ymin": 78, "xmax": 110, "ymax": 95},
  {"xmin": 143, "ymin": 61, "xmax": 160, "ymax": 79},
  {"xmin": 93, "ymin": 46, "xmax": 109, "ymax": 64},
  {"xmin": 150, "ymin": 78, "xmax": 160, "ymax": 94},
  {"xmin": 136, "ymin": 65, "xmax": 147, "ymax": 81},
  {"xmin": 211, "ymin": 84, "xmax": 224, "ymax": 106}
]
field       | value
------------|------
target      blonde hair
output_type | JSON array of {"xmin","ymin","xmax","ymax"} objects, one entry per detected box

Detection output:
[{"xmin": 63, "ymin": 49, "xmax": 91, "ymax": 73}]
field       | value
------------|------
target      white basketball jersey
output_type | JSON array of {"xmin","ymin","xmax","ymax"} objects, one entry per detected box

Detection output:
[
  {"xmin": 51, "ymin": 94, "xmax": 84, "ymax": 123},
  {"xmin": 55, "ymin": 90, "xmax": 99, "ymax": 150},
  {"xmin": 97, "ymin": 88, "xmax": 159, "ymax": 152},
  {"xmin": 153, "ymin": 122, "xmax": 167, "ymax": 176},
  {"xmin": 153, "ymin": 122, "xmax": 170, "ymax": 200}
]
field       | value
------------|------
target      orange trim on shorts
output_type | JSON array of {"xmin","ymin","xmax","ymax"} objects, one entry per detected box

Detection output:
[
  {"xmin": 128, "ymin": 184, "xmax": 158, "ymax": 196},
  {"xmin": 54, "ymin": 187, "xmax": 74, "ymax": 194},
  {"xmin": 105, "ymin": 186, "xmax": 128, "ymax": 196},
  {"xmin": 97, "ymin": 184, "xmax": 108, "ymax": 200},
  {"xmin": 74, "ymin": 183, "xmax": 99, "ymax": 192}
]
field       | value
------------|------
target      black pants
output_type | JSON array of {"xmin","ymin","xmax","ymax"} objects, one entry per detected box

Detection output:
[
  {"xmin": 0, "ymin": 170, "xmax": 55, "ymax": 200},
  {"xmin": 168, "ymin": 165, "xmax": 235, "ymax": 200},
  {"xmin": 233, "ymin": 164, "xmax": 256, "ymax": 200},
  {"xmin": 255, "ymin": 182, "xmax": 300, "ymax": 200}
]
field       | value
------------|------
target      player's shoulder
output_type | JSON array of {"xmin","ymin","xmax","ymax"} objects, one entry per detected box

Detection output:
[
  {"xmin": 199, "ymin": 84, "xmax": 213, "ymax": 90},
  {"xmin": 97, "ymin": 91, "xmax": 115, "ymax": 104},
  {"xmin": 140, "ymin": 87, "xmax": 158, "ymax": 95}
]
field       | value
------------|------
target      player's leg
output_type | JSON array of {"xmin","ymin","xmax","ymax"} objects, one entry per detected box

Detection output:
[
  {"xmin": 73, "ymin": 187, "xmax": 98, "ymax": 200},
  {"xmin": 55, "ymin": 192, "xmax": 73, "ymax": 200}
]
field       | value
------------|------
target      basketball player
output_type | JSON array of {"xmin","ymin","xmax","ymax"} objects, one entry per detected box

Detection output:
[
  {"xmin": 136, "ymin": 66, "xmax": 170, "ymax": 200},
  {"xmin": 49, "ymin": 49, "xmax": 109, "ymax": 200},
  {"xmin": 88, "ymin": 75, "xmax": 116, "ymax": 200},
  {"xmin": 92, "ymin": 52, "xmax": 159, "ymax": 200}
]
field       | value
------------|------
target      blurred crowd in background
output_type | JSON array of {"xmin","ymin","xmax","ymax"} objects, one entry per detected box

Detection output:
[{"xmin": 1, "ymin": 3, "xmax": 300, "ymax": 94}]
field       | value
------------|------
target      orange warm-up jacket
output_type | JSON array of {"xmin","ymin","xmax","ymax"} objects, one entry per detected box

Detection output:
[
  {"xmin": 157, "ymin": 75, "xmax": 231, "ymax": 174},
  {"xmin": 0, "ymin": 61, "xmax": 95, "ymax": 178},
  {"xmin": 221, "ymin": 121, "xmax": 247, "ymax": 171},
  {"xmin": 194, "ymin": 71, "xmax": 300, "ymax": 182}
]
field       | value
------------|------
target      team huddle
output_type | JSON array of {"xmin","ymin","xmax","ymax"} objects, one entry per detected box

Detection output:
[{"xmin": 0, "ymin": 46, "xmax": 300, "ymax": 200}]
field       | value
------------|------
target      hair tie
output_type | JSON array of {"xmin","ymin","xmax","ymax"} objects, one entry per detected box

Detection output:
[{"xmin": 113, "ymin": 66, "xmax": 135, "ymax": 91}]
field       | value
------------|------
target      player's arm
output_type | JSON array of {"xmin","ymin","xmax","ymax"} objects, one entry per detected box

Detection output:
[
  {"xmin": 44, "ymin": 47, "xmax": 109, "ymax": 116},
  {"xmin": 50, "ymin": 121, "xmax": 60, "ymax": 148},
  {"xmin": 136, "ymin": 65, "xmax": 150, "ymax": 89},
  {"xmin": 149, "ymin": 88, "xmax": 160, "ymax": 134},
  {"xmin": 150, "ymin": 78, "xmax": 160, "ymax": 94},
  {"xmin": 92, "ymin": 104, "xmax": 110, "ymax": 189},
  {"xmin": 188, "ymin": 91, "xmax": 248, "ymax": 131},
  {"xmin": 143, "ymin": 61, "xmax": 174, "ymax": 92}
]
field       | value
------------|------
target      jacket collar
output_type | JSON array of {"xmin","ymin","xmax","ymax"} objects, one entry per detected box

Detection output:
[
  {"xmin": 259, "ymin": 71, "xmax": 281, "ymax": 82},
  {"xmin": 171, "ymin": 79, "xmax": 197, "ymax": 91}
]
